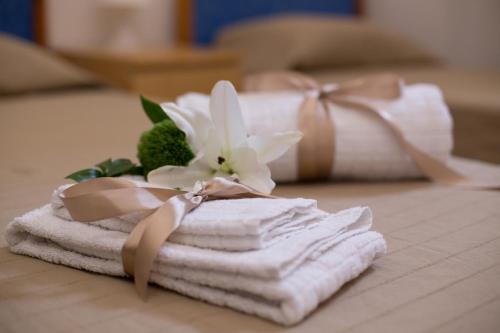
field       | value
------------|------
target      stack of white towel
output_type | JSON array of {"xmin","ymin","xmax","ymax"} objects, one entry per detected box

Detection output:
[
  {"xmin": 7, "ymin": 184, "xmax": 386, "ymax": 325},
  {"xmin": 177, "ymin": 84, "xmax": 453, "ymax": 181}
]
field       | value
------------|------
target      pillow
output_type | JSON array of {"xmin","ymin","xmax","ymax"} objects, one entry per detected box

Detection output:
[
  {"xmin": 0, "ymin": 33, "xmax": 96, "ymax": 95},
  {"xmin": 215, "ymin": 15, "xmax": 438, "ymax": 73}
]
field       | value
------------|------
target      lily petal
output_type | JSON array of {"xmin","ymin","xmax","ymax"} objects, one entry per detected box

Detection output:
[
  {"xmin": 248, "ymin": 131, "xmax": 303, "ymax": 164},
  {"xmin": 231, "ymin": 147, "xmax": 275, "ymax": 194},
  {"xmin": 201, "ymin": 128, "xmax": 224, "ymax": 170},
  {"xmin": 177, "ymin": 92, "xmax": 210, "ymax": 112},
  {"xmin": 147, "ymin": 154, "xmax": 213, "ymax": 191},
  {"xmin": 210, "ymin": 81, "xmax": 248, "ymax": 153},
  {"xmin": 161, "ymin": 102, "xmax": 212, "ymax": 152}
]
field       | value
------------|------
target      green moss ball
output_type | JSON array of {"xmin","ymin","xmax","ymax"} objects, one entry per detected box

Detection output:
[{"xmin": 137, "ymin": 119, "xmax": 195, "ymax": 176}]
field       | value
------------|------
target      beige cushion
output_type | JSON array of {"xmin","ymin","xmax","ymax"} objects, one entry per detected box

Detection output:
[
  {"xmin": 0, "ymin": 33, "xmax": 96, "ymax": 95},
  {"xmin": 216, "ymin": 15, "xmax": 437, "ymax": 73}
]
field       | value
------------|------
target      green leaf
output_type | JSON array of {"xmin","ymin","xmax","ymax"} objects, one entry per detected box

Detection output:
[
  {"xmin": 65, "ymin": 168, "xmax": 103, "ymax": 182},
  {"xmin": 66, "ymin": 158, "xmax": 144, "ymax": 182},
  {"xmin": 96, "ymin": 158, "xmax": 113, "ymax": 174},
  {"xmin": 126, "ymin": 165, "xmax": 145, "ymax": 176},
  {"xmin": 96, "ymin": 158, "xmax": 137, "ymax": 176},
  {"xmin": 140, "ymin": 95, "xmax": 168, "ymax": 124},
  {"xmin": 106, "ymin": 159, "xmax": 136, "ymax": 176}
]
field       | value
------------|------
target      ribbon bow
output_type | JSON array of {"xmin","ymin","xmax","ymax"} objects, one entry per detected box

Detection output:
[
  {"xmin": 245, "ymin": 71, "xmax": 497, "ymax": 188},
  {"xmin": 61, "ymin": 177, "xmax": 272, "ymax": 298}
]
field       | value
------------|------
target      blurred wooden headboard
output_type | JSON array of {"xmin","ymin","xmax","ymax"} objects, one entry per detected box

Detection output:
[
  {"xmin": 2, "ymin": 0, "xmax": 362, "ymax": 47},
  {"xmin": 33, "ymin": 0, "xmax": 45, "ymax": 45},
  {"xmin": 177, "ymin": 0, "xmax": 364, "ymax": 45}
]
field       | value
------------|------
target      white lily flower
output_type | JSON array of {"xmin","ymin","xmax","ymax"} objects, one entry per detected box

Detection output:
[{"xmin": 147, "ymin": 80, "xmax": 302, "ymax": 194}]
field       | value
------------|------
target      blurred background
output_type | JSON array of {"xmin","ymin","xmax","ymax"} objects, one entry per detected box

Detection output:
[
  {"xmin": 1, "ymin": 0, "xmax": 499, "ymax": 165},
  {"xmin": 2, "ymin": 0, "xmax": 499, "ymax": 68}
]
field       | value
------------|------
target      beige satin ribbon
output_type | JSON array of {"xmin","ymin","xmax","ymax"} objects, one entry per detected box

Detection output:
[
  {"xmin": 245, "ymin": 71, "xmax": 499, "ymax": 189},
  {"xmin": 61, "ymin": 177, "xmax": 273, "ymax": 298}
]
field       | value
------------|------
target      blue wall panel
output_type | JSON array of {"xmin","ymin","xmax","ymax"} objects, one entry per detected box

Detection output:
[
  {"xmin": 0, "ymin": 0, "xmax": 34, "ymax": 41},
  {"xmin": 193, "ymin": 0, "xmax": 356, "ymax": 44}
]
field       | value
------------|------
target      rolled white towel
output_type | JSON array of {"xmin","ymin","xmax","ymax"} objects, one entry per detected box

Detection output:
[
  {"xmin": 6, "ymin": 204, "xmax": 385, "ymax": 325},
  {"xmin": 177, "ymin": 83, "xmax": 453, "ymax": 181}
]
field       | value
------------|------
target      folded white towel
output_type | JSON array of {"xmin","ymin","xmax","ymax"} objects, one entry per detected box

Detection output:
[
  {"xmin": 6, "ymin": 203, "xmax": 385, "ymax": 325},
  {"xmin": 51, "ymin": 184, "xmax": 327, "ymax": 251},
  {"xmin": 177, "ymin": 84, "xmax": 453, "ymax": 181}
]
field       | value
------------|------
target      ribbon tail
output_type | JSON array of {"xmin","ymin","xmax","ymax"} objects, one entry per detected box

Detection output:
[
  {"xmin": 121, "ymin": 216, "xmax": 150, "ymax": 278},
  {"xmin": 406, "ymin": 144, "xmax": 468, "ymax": 185},
  {"xmin": 128, "ymin": 195, "xmax": 200, "ymax": 299},
  {"xmin": 333, "ymin": 98, "xmax": 500, "ymax": 190}
]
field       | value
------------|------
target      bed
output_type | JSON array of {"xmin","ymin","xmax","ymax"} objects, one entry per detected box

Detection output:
[
  {"xmin": 1, "ymin": 86, "xmax": 500, "ymax": 331},
  {"xmin": 1, "ymin": 3, "xmax": 500, "ymax": 333}
]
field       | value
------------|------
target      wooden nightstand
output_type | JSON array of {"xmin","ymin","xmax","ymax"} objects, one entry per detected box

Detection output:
[{"xmin": 59, "ymin": 47, "xmax": 242, "ymax": 99}]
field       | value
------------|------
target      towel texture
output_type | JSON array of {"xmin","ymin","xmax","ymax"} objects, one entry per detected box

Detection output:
[
  {"xmin": 177, "ymin": 83, "xmax": 453, "ymax": 181},
  {"xmin": 6, "ymin": 189, "xmax": 386, "ymax": 325},
  {"xmin": 51, "ymin": 184, "xmax": 327, "ymax": 251}
]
